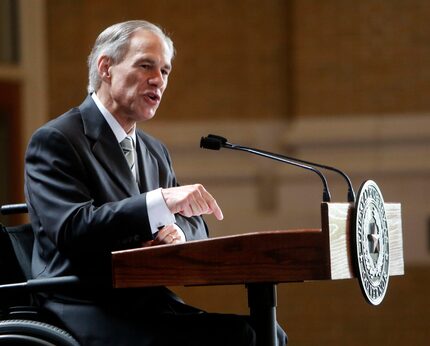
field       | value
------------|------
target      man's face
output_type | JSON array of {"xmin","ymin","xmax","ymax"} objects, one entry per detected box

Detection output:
[{"xmin": 104, "ymin": 29, "xmax": 173, "ymax": 124}]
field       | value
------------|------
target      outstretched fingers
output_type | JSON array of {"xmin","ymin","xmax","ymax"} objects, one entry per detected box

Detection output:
[
  {"xmin": 198, "ymin": 185, "xmax": 223, "ymax": 220},
  {"xmin": 162, "ymin": 184, "xmax": 224, "ymax": 220}
]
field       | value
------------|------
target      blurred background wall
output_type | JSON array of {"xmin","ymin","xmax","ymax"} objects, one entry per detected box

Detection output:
[{"xmin": 0, "ymin": 0, "xmax": 429, "ymax": 344}]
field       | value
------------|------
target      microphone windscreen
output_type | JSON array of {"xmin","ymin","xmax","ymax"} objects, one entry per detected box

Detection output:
[
  {"xmin": 207, "ymin": 134, "xmax": 228, "ymax": 144},
  {"xmin": 200, "ymin": 136, "xmax": 222, "ymax": 150}
]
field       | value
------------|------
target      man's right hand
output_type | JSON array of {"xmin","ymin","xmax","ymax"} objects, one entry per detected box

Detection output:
[{"xmin": 161, "ymin": 184, "xmax": 224, "ymax": 220}]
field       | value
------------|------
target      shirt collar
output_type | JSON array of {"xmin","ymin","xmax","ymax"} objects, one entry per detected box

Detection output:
[{"xmin": 91, "ymin": 92, "xmax": 136, "ymax": 144}]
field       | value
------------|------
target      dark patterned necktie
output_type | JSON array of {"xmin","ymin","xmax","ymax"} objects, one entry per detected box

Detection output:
[{"xmin": 120, "ymin": 136, "xmax": 135, "ymax": 172}]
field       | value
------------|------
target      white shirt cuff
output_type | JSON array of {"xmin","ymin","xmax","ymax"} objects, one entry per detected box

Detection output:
[
  {"xmin": 173, "ymin": 224, "xmax": 186, "ymax": 242},
  {"xmin": 146, "ymin": 188, "xmax": 176, "ymax": 235}
]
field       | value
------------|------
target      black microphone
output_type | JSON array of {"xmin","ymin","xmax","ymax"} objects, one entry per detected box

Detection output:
[
  {"xmin": 199, "ymin": 135, "xmax": 224, "ymax": 150},
  {"xmin": 201, "ymin": 134, "xmax": 332, "ymax": 202}
]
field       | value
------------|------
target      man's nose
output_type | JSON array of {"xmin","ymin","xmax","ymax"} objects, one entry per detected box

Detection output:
[{"xmin": 148, "ymin": 70, "xmax": 165, "ymax": 87}]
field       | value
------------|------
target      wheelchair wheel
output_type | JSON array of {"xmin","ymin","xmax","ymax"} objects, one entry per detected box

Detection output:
[{"xmin": 0, "ymin": 319, "xmax": 79, "ymax": 345}]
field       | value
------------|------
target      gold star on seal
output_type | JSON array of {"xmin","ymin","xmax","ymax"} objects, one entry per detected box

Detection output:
[{"xmin": 367, "ymin": 222, "xmax": 380, "ymax": 254}]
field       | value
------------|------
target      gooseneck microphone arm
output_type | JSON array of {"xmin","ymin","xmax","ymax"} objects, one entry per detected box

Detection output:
[
  {"xmin": 285, "ymin": 158, "xmax": 355, "ymax": 202},
  {"xmin": 231, "ymin": 143, "xmax": 355, "ymax": 203},
  {"xmin": 200, "ymin": 135, "xmax": 332, "ymax": 203}
]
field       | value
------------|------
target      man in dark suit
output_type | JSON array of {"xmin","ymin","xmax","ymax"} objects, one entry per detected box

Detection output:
[{"xmin": 25, "ymin": 20, "xmax": 287, "ymax": 345}]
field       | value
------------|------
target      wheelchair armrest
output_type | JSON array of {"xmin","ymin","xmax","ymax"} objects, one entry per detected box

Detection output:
[
  {"xmin": 0, "ymin": 275, "xmax": 80, "ymax": 293},
  {"xmin": 0, "ymin": 203, "xmax": 28, "ymax": 215}
]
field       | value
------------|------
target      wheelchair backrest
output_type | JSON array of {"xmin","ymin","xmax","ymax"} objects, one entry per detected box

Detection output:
[
  {"xmin": 4, "ymin": 224, "xmax": 34, "ymax": 281},
  {"xmin": 0, "ymin": 223, "xmax": 33, "ymax": 309}
]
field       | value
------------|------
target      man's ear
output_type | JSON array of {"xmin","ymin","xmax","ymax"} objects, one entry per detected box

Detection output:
[{"xmin": 97, "ymin": 55, "xmax": 111, "ymax": 83}]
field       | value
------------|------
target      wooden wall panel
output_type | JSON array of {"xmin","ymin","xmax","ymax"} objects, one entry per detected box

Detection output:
[
  {"xmin": 47, "ymin": 0, "xmax": 290, "ymax": 120},
  {"xmin": 47, "ymin": 1, "xmax": 430, "ymax": 120},
  {"xmin": 291, "ymin": 0, "xmax": 430, "ymax": 116}
]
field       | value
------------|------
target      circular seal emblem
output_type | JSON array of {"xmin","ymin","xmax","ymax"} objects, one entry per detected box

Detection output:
[{"xmin": 353, "ymin": 180, "xmax": 390, "ymax": 305}]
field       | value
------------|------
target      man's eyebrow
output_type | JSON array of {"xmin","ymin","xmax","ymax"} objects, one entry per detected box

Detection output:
[
  {"xmin": 137, "ymin": 57, "xmax": 155, "ymax": 65},
  {"xmin": 137, "ymin": 58, "xmax": 172, "ymax": 70}
]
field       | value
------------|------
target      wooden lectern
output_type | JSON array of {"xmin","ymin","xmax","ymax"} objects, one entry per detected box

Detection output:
[{"xmin": 112, "ymin": 202, "xmax": 404, "ymax": 346}]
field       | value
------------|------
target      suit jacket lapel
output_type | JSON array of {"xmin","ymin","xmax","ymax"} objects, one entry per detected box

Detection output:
[
  {"xmin": 79, "ymin": 96, "xmax": 140, "ymax": 196},
  {"xmin": 135, "ymin": 133, "xmax": 160, "ymax": 193}
]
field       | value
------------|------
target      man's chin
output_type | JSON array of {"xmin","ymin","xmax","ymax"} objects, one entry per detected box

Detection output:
[{"xmin": 136, "ymin": 110, "xmax": 157, "ymax": 122}]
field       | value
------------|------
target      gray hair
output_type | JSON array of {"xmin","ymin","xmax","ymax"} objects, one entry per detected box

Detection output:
[{"xmin": 87, "ymin": 20, "xmax": 175, "ymax": 93}]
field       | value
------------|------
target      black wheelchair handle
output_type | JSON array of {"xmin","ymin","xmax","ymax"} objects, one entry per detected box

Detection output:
[
  {"xmin": 0, "ymin": 203, "xmax": 28, "ymax": 215},
  {"xmin": 0, "ymin": 275, "xmax": 81, "ymax": 293}
]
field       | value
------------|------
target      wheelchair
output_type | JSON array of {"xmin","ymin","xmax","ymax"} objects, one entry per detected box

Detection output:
[{"xmin": 0, "ymin": 203, "xmax": 80, "ymax": 345}]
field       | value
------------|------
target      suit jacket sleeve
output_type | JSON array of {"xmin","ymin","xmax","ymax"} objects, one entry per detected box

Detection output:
[{"xmin": 156, "ymin": 143, "xmax": 209, "ymax": 242}]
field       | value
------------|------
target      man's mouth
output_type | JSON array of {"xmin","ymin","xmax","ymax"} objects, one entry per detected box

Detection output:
[{"xmin": 144, "ymin": 91, "xmax": 161, "ymax": 104}]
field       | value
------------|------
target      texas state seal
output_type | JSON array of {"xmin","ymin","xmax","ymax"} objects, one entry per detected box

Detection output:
[{"xmin": 353, "ymin": 180, "xmax": 390, "ymax": 306}]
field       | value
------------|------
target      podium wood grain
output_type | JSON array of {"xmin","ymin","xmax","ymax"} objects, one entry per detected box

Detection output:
[{"xmin": 323, "ymin": 202, "xmax": 404, "ymax": 280}]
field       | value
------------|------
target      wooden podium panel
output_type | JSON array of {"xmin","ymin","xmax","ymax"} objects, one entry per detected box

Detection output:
[
  {"xmin": 111, "ymin": 202, "xmax": 403, "ymax": 288},
  {"xmin": 324, "ymin": 202, "xmax": 404, "ymax": 280},
  {"xmin": 112, "ymin": 228, "xmax": 330, "ymax": 288}
]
